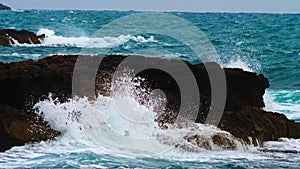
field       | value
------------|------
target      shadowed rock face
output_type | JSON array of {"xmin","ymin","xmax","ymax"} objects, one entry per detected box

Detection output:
[
  {"xmin": 219, "ymin": 107, "xmax": 300, "ymax": 146},
  {"xmin": 0, "ymin": 29, "xmax": 45, "ymax": 46},
  {"xmin": 0, "ymin": 54, "xmax": 299, "ymax": 151},
  {"xmin": 0, "ymin": 104, "xmax": 60, "ymax": 152},
  {"xmin": 0, "ymin": 4, "xmax": 10, "ymax": 10}
]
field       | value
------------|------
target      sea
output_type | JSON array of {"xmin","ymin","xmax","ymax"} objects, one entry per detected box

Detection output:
[{"xmin": 0, "ymin": 10, "xmax": 300, "ymax": 168}]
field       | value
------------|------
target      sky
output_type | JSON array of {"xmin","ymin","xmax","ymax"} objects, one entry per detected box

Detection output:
[{"xmin": 1, "ymin": 0, "xmax": 300, "ymax": 13}]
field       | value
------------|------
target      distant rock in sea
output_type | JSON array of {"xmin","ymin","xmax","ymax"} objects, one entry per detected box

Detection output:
[
  {"xmin": 0, "ymin": 29, "xmax": 45, "ymax": 46},
  {"xmin": 0, "ymin": 4, "xmax": 11, "ymax": 10}
]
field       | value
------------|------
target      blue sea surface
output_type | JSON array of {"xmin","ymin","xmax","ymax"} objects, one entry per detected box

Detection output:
[{"xmin": 0, "ymin": 10, "xmax": 300, "ymax": 168}]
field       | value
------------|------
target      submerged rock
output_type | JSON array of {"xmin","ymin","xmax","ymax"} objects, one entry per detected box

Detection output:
[
  {"xmin": 0, "ymin": 4, "xmax": 10, "ymax": 10},
  {"xmin": 0, "ymin": 54, "xmax": 299, "ymax": 151},
  {"xmin": 0, "ymin": 29, "xmax": 45, "ymax": 46}
]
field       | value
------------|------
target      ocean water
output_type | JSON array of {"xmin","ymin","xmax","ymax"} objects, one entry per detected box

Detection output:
[{"xmin": 0, "ymin": 10, "xmax": 300, "ymax": 168}]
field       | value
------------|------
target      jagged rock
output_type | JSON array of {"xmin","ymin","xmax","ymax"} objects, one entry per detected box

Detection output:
[
  {"xmin": 0, "ymin": 29, "xmax": 45, "ymax": 46},
  {"xmin": 218, "ymin": 107, "xmax": 300, "ymax": 146},
  {"xmin": 0, "ymin": 104, "xmax": 60, "ymax": 152},
  {"xmin": 0, "ymin": 54, "xmax": 298, "ymax": 151},
  {"xmin": 0, "ymin": 4, "xmax": 10, "ymax": 10}
]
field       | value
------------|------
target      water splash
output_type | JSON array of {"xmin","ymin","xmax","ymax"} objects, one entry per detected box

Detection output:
[{"xmin": 33, "ymin": 71, "xmax": 246, "ymax": 157}]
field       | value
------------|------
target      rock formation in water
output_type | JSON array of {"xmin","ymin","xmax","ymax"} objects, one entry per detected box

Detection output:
[
  {"xmin": 0, "ymin": 4, "xmax": 10, "ymax": 10},
  {"xmin": 0, "ymin": 104, "xmax": 60, "ymax": 152},
  {"xmin": 0, "ymin": 54, "xmax": 299, "ymax": 151},
  {"xmin": 0, "ymin": 29, "xmax": 45, "ymax": 46}
]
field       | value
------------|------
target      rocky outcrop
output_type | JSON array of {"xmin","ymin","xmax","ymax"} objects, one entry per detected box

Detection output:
[
  {"xmin": 0, "ymin": 4, "xmax": 10, "ymax": 10},
  {"xmin": 0, "ymin": 104, "xmax": 60, "ymax": 152},
  {"xmin": 219, "ymin": 107, "xmax": 300, "ymax": 146},
  {"xmin": 0, "ymin": 54, "xmax": 299, "ymax": 151},
  {"xmin": 0, "ymin": 29, "xmax": 45, "ymax": 46}
]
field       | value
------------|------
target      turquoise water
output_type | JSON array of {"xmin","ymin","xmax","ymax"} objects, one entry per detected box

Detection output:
[{"xmin": 0, "ymin": 10, "xmax": 300, "ymax": 168}]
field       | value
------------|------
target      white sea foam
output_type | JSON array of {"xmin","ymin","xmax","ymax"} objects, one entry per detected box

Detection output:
[
  {"xmin": 31, "ymin": 72, "xmax": 245, "ymax": 157},
  {"xmin": 263, "ymin": 138, "xmax": 300, "ymax": 152},
  {"xmin": 0, "ymin": 53, "xmax": 41, "ymax": 58},
  {"xmin": 264, "ymin": 89, "xmax": 300, "ymax": 120},
  {"xmin": 11, "ymin": 9, "xmax": 25, "ymax": 12},
  {"xmin": 13, "ymin": 28, "xmax": 157, "ymax": 48},
  {"xmin": 37, "ymin": 28, "xmax": 55, "ymax": 37}
]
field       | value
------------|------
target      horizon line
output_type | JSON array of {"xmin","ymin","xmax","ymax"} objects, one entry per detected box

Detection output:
[{"xmin": 7, "ymin": 8, "xmax": 300, "ymax": 14}]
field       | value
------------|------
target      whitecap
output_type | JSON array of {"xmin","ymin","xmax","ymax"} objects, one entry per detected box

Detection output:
[{"xmin": 13, "ymin": 28, "xmax": 157, "ymax": 49}]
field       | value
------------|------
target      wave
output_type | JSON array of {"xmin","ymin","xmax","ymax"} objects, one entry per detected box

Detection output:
[
  {"xmin": 11, "ymin": 28, "xmax": 157, "ymax": 48},
  {"xmin": 32, "ymin": 71, "xmax": 245, "ymax": 157},
  {"xmin": 11, "ymin": 9, "xmax": 25, "ymax": 12},
  {"xmin": 263, "ymin": 138, "xmax": 300, "ymax": 153},
  {"xmin": 0, "ymin": 53, "xmax": 41, "ymax": 58},
  {"xmin": 264, "ymin": 89, "xmax": 300, "ymax": 121}
]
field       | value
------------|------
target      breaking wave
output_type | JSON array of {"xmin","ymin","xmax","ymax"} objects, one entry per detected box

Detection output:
[
  {"xmin": 13, "ymin": 28, "xmax": 157, "ymax": 48},
  {"xmin": 32, "ymin": 71, "xmax": 245, "ymax": 157}
]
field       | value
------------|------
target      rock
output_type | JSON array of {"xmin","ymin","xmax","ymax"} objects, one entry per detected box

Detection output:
[
  {"xmin": 0, "ymin": 104, "xmax": 60, "ymax": 152},
  {"xmin": 176, "ymin": 134, "xmax": 212, "ymax": 152},
  {"xmin": 0, "ymin": 55, "xmax": 268, "ymax": 113},
  {"xmin": 218, "ymin": 107, "xmax": 300, "ymax": 146},
  {"xmin": 0, "ymin": 29, "xmax": 45, "ymax": 46},
  {"xmin": 166, "ymin": 129, "xmax": 246, "ymax": 151},
  {"xmin": 0, "ymin": 55, "xmax": 75, "ymax": 110},
  {"xmin": 212, "ymin": 133, "xmax": 242, "ymax": 150},
  {"xmin": 0, "ymin": 4, "xmax": 10, "ymax": 10},
  {"xmin": 259, "ymin": 148, "xmax": 300, "ymax": 154},
  {"xmin": 0, "ymin": 54, "xmax": 298, "ymax": 151}
]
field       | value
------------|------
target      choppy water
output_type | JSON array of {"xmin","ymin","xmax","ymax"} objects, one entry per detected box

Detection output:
[{"xmin": 0, "ymin": 10, "xmax": 299, "ymax": 168}]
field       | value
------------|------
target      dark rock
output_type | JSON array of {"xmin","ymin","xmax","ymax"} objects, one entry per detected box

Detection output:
[
  {"xmin": 0, "ymin": 4, "xmax": 10, "ymax": 10},
  {"xmin": 218, "ymin": 107, "xmax": 300, "ymax": 146},
  {"xmin": 259, "ymin": 148, "xmax": 300, "ymax": 154},
  {"xmin": 0, "ymin": 104, "xmax": 60, "ymax": 152},
  {"xmin": 0, "ymin": 54, "xmax": 298, "ymax": 151},
  {"xmin": 0, "ymin": 55, "xmax": 75, "ymax": 110},
  {"xmin": 0, "ymin": 29, "xmax": 45, "ymax": 46}
]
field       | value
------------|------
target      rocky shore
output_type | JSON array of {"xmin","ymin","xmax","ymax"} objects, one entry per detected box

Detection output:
[{"xmin": 0, "ymin": 54, "xmax": 300, "ymax": 151}]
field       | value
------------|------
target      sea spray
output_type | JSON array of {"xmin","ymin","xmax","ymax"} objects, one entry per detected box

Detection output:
[{"xmin": 34, "ymin": 71, "xmax": 246, "ymax": 157}]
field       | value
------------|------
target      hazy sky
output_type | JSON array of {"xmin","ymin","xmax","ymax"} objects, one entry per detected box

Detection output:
[{"xmin": 1, "ymin": 0, "xmax": 300, "ymax": 13}]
